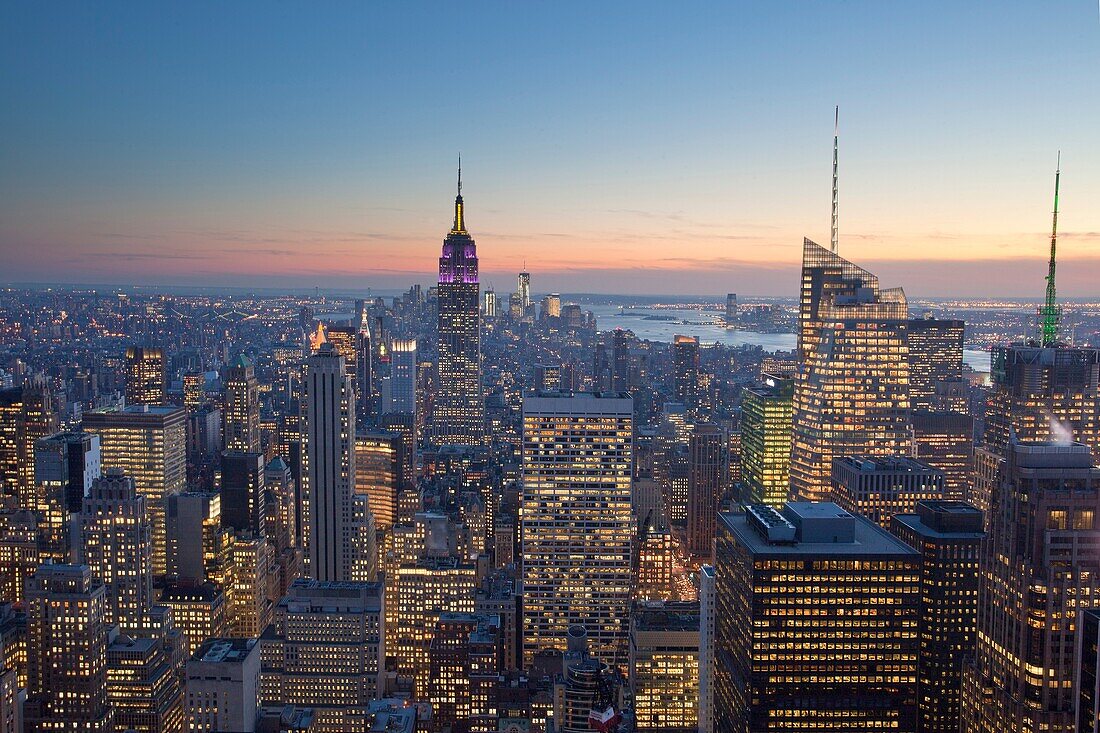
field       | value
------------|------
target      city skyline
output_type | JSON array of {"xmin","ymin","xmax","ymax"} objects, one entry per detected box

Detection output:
[{"xmin": 3, "ymin": 3, "xmax": 1100, "ymax": 297}]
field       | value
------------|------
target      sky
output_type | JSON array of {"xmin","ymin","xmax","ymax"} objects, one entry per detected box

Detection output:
[{"xmin": 1, "ymin": 2, "xmax": 1098, "ymax": 298}]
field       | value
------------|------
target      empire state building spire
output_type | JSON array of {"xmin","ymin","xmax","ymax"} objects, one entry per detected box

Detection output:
[{"xmin": 452, "ymin": 155, "xmax": 466, "ymax": 234}]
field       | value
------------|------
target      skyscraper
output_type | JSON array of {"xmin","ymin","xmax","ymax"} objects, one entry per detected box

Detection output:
[
  {"xmin": 521, "ymin": 392, "xmax": 633, "ymax": 666},
  {"xmin": 612, "ymin": 330, "xmax": 631, "ymax": 392},
  {"xmin": 673, "ymin": 335, "xmax": 700, "ymax": 410},
  {"xmin": 686, "ymin": 423, "xmax": 724, "ymax": 560},
  {"xmin": 224, "ymin": 354, "xmax": 261, "ymax": 453},
  {"xmin": 35, "ymin": 430, "xmax": 100, "ymax": 514},
  {"xmin": 24, "ymin": 565, "xmax": 114, "ymax": 732},
  {"xmin": 961, "ymin": 440, "xmax": 1100, "ymax": 733},
  {"xmin": 912, "ymin": 410, "xmax": 974, "ymax": 501},
  {"xmin": 985, "ymin": 344, "xmax": 1100, "ymax": 456},
  {"xmin": 791, "ymin": 239, "xmax": 912, "ymax": 501},
  {"xmin": 435, "ymin": 167, "xmax": 484, "ymax": 445},
  {"xmin": 83, "ymin": 404, "xmax": 187, "ymax": 577},
  {"xmin": 354, "ymin": 431, "xmax": 403, "ymax": 530},
  {"xmin": 325, "ymin": 323, "xmax": 372, "ymax": 424},
  {"xmin": 185, "ymin": 638, "xmax": 259, "ymax": 733},
  {"xmin": 79, "ymin": 469, "xmax": 153, "ymax": 633},
  {"xmin": 386, "ymin": 338, "xmax": 417, "ymax": 416},
  {"xmin": 629, "ymin": 602, "xmax": 700, "ymax": 732},
  {"xmin": 220, "ymin": 450, "xmax": 266, "ymax": 535},
  {"xmin": 831, "ymin": 455, "xmax": 945, "ymax": 530},
  {"xmin": 715, "ymin": 503, "xmax": 920, "ymax": 732},
  {"xmin": 518, "ymin": 269, "xmax": 531, "ymax": 310},
  {"xmin": 891, "ymin": 500, "xmax": 984, "ymax": 733},
  {"xmin": 300, "ymin": 333, "xmax": 356, "ymax": 582},
  {"xmin": 125, "ymin": 346, "xmax": 166, "ymax": 406},
  {"xmin": 725, "ymin": 294, "xmax": 737, "ymax": 329},
  {"xmin": 907, "ymin": 317, "xmax": 965, "ymax": 411},
  {"xmin": 740, "ymin": 377, "xmax": 793, "ymax": 508}
]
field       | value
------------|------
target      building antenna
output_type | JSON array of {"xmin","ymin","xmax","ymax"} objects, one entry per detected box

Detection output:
[
  {"xmin": 831, "ymin": 105, "xmax": 839, "ymax": 253},
  {"xmin": 1040, "ymin": 151, "xmax": 1061, "ymax": 347}
]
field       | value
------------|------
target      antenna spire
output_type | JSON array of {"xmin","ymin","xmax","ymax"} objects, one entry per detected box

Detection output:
[
  {"xmin": 831, "ymin": 105, "xmax": 839, "ymax": 253},
  {"xmin": 451, "ymin": 154, "xmax": 466, "ymax": 233},
  {"xmin": 1040, "ymin": 151, "xmax": 1061, "ymax": 347}
]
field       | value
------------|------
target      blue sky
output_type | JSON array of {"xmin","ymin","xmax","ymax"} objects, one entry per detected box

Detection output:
[{"xmin": 1, "ymin": 2, "xmax": 1098, "ymax": 296}]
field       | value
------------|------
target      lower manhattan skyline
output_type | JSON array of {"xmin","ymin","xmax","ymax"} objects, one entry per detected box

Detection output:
[{"xmin": 2, "ymin": 2, "xmax": 1100, "ymax": 296}]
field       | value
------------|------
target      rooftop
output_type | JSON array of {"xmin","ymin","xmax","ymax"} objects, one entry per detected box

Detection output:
[
  {"xmin": 721, "ymin": 505, "xmax": 917, "ymax": 557},
  {"xmin": 191, "ymin": 637, "xmax": 257, "ymax": 664}
]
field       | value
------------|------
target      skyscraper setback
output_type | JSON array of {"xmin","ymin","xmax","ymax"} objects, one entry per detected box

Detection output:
[{"xmin": 435, "ymin": 166, "xmax": 484, "ymax": 445}]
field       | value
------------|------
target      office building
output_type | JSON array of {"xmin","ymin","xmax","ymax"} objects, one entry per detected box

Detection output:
[
  {"xmin": 228, "ymin": 534, "xmax": 272, "ymax": 638},
  {"xmin": 221, "ymin": 450, "xmax": 266, "ymax": 535},
  {"xmin": 80, "ymin": 469, "xmax": 153, "ymax": 633},
  {"xmin": 518, "ymin": 270, "xmax": 531, "ymax": 310},
  {"xmin": 183, "ymin": 372, "xmax": 206, "ymax": 412},
  {"xmin": 484, "ymin": 287, "xmax": 498, "ymax": 318},
  {"xmin": 435, "ymin": 172, "xmax": 484, "ymax": 445},
  {"xmin": 740, "ymin": 377, "xmax": 793, "ymax": 508},
  {"xmin": 912, "ymin": 410, "xmax": 974, "ymax": 501},
  {"xmin": 907, "ymin": 317, "xmax": 964, "ymax": 411},
  {"xmin": 126, "ymin": 346, "xmax": 167, "ymax": 406},
  {"xmin": 300, "ymin": 334, "xmax": 356, "ymax": 582},
  {"xmin": 224, "ymin": 355, "xmax": 261, "ymax": 453},
  {"xmin": 427, "ymin": 612, "xmax": 501, "ymax": 732},
  {"xmin": 636, "ymin": 526, "xmax": 673, "ymax": 601},
  {"xmin": 325, "ymin": 323, "xmax": 372, "ymax": 427},
  {"xmin": 0, "ymin": 509, "xmax": 39, "ymax": 603},
  {"xmin": 629, "ymin": 601, "xmax": 700, "ymax": 732},
  {"xmin": 831, "ymin": 455, "xmax": 945, "ymax": 529},
  {"xmin": 791, "ymin": 239, "xmax": 912, "ymax": 501},
  {"xmin": 534, "ymin": 364, "xmax": 563, "ymax": 392},
  {"xmin": 985, "ymin": 345, "xmax": 1100, "ymax": 456},
  {"xmin": 161, "ymin": 582, "xmax": 229, "ymax": 657},
  {"xmin": 106, "ymin": 633, "xmax": 185, "ymax": 733},
  {"xmin": 23, "ymin": 565, "xmax": 114, "ymax": 732},
  {"xmin": 1079, "ymin": 609, "xmax": 1100, "ymax": 733},
  {"xmin": 715, "ymin": 503, "xmax": 920, "ymax": 732},
  {"xmin": 891, "ymin": 500, "xmax": 984, "ymax": 733},
  {"xmin": 354, "ymin": 431, "xmax": 403, "ymax": 530},
  {"xmin": 3, "ymin": 377, "xmax": 58, "ymax": 512},
  {"xmin": 698, "ymin": 565, "xmax": 715, "ymax": 733},
  {"xmin": 385, "ymin": 338, "xmax": 418, "ymax": 416},
  {"xmin": 686, "ymin": 423, "xmax": 724, "ymax": 560},
  {"xmin": 521, "ymin": 392, "xmax": 633, "ymax": 666},
  {"xmin": 961, "ymin": 440, "xmax": 1100, "ymax": 733},
  {"xmin": 725, "ymin": 294, "xmax": 738, "ymax": 328},
  {"xmin": 84, "ymin": 404, "xmax": 187, "ymax": 577},
  {"xmin": 673, "ymin": 336, "xmax": 700, "ymax": 410},
  {"xmin": 186, "ymin": 638, "xmax": 259, "ymax": 733},
  {"xmin": 166, "ymin": 491, "xmax": 225, "ymax": 583},
  {"xmin": 259, "ymin": 579, "xmax": 384, "ymax": 732},
  {"xmin": 35, "ymin": 430, "xmax": 100, "ymax": 514}
]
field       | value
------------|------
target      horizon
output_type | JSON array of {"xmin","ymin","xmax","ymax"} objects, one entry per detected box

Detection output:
[{"xmin": 3, "ymin": 3, "xmax": 1099, "ymax": 298}]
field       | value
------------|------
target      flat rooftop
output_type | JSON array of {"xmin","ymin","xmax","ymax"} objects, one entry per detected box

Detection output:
[{"xmin": 720, "ymin": 510, "xmax": 917, "ymax": 557}]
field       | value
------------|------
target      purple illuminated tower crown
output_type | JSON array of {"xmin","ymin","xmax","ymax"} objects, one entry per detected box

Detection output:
[{"xmin": 439, "ymin": 161, "xmax": 478, "ymax": 285}]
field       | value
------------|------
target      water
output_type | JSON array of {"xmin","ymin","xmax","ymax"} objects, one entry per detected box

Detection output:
[
  {"xmin": 591, "ymin": 305, "xmax": 796, "ymax": 351},
  {"xmin": 589, "ymin": 303, "xmax": 993, "ymax": 374}
]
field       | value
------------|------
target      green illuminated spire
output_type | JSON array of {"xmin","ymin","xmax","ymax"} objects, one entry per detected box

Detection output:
[{"xmin": 1039, "ymin": 152, "xmax": 1061, "ymax": 347}]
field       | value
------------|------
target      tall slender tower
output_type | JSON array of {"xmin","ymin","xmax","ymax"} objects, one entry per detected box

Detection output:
[
  {"xmin": 1039, "ymin": 153, "xmax": 1061, "ymax": 347},
  {"xmin": 125, "ymin": 346, "xmax": 166, "ymax": 406},
  {"xmin": 435, "ymin": 161, "xmax": 484, "ymax": 445},
  {"xmin": 831, "ymin": 105, "xmax": 839, "ymax": 253},
  {"xmin": 300, "ymin": 331, "xmax": 356, "ymax": 582}
]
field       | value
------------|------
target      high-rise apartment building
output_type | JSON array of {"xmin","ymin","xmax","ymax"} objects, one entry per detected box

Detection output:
[
  {"xmin": 715, "ymin": 502, "xmax": 920, "ymax": 732},
  {"xmin": 258, "ymin": 579, "xmax": 384, "ymax": 732},
  {"xmin": 985, "ymin": 345, "xmax": 1100, "ymax": 456},
  {"xmin": 224, "ymin": 355, "xmax": 261, "ymax": 453},
  {"xmin": 791, "ymin": 239, "xmax": 912, "ymax": 501},
  {"xmin": 687, "ymin": 423, "xmax": 724, "ymax": 559},
  {"xmin": 186, "ymin": 638, "xmax": 259, "ymax": 733},
  {"xmin": 629, "ymin": 601, "xmax": 700, "ymax": 732},
  {"xmin": 80, "ymin": 469, "xmax": 153, "ymax": 633},
  {"xmin": 961, "ymin": 440, "xmax": 1100, "ymax": 733},
  {"xmin": 521, "ymin": 392, "xmax": 633, "ymax": 666},
  {"xmin": 673, "ymin": 336, "xmax": 700, "ymax": 410},
  {"xmin": 831, "ymin": 455, "xmax": 945, "ymax": 530},
  {"xmin": 891, "ymin": 500, "xmax": 984, "ymax": 733},
  {"xmin": 740, "ymin": 377, "xmax": 793, "ymax": 508},
  {"xmin": 300, "ymin": 336, "xmax": 356, "ymax": 582},
  {"xmin": 24, "ymin": 564, "xmax": 114, "ymax": 732},
  {"xmin": 126, "ymin": 346, "xmax": 167, "ymax": 406},
  {"xmin": 907, "ymin": 317, "xmax": 965, "ymax": 411},
  {"xmin": 435, "ymin": 174, "xmax": 484, "ymax": 445},
  {"xmin": 84, "ymin": 404, "xmax": 187, "ymax": 577}
]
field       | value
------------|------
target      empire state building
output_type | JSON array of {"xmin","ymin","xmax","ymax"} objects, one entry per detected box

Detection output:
[{"xmin": 434, "ymin": 165, "xmax": 484, "ymax": 444}]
